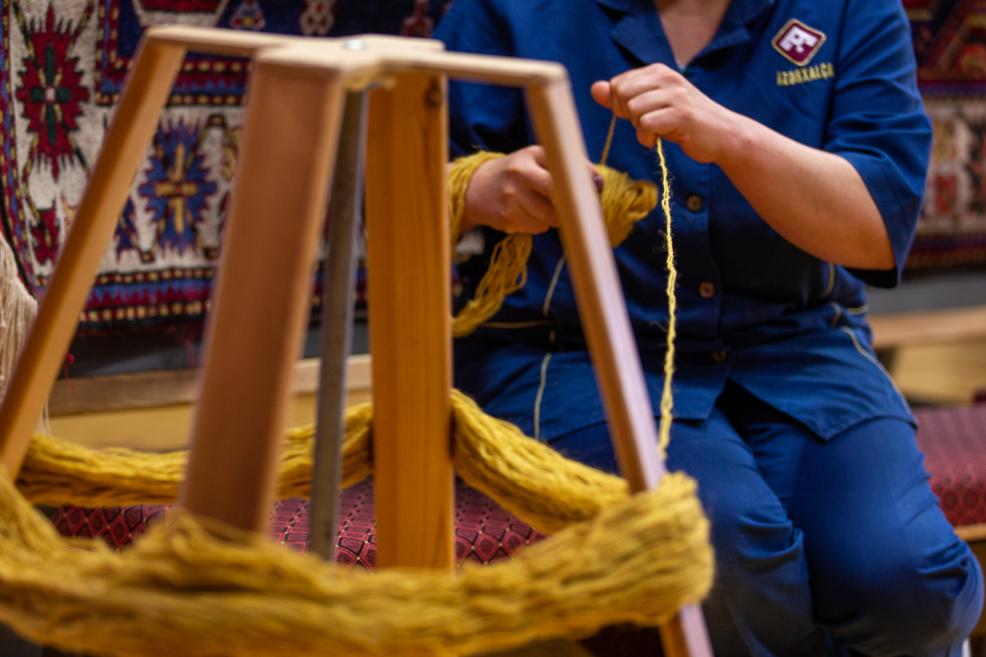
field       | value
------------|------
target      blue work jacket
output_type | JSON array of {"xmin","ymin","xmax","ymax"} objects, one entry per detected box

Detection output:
[{"xmin": 435, "ymin": 0, "xmax": 931, "ymax": 441}]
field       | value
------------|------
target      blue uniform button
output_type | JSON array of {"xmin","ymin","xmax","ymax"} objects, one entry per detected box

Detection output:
[
  {"xmin": 711, "ymin": 349, "xmax": 729, "ymax": 364},
  {"xmin": 699, "ymin": 281, "xmax": 716, "ymax": 299},
  {"xmin": 686, "ymin": 194, "xmax": 704, "ymax": 213}
]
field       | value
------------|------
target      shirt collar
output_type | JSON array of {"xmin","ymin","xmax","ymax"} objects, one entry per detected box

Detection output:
[
  {"xmin": 594, "ymin": 0, "xmax": 630, "ymax": 11},
  {"xmin": 594, "ymin": 0, "xmax": 773, "ymax": 23},
  {"xmin": 595, "ymin": 0, "xmax": 775, "ymax": 65},
  {"xmin": 720, "ymin": 0, "xmax": 775, "ymax": 32}
]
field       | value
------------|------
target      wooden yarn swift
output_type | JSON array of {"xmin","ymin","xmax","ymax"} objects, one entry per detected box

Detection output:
[{"xmin": 0, "ymin": 28, "xmax": 713, "ymax": 657}]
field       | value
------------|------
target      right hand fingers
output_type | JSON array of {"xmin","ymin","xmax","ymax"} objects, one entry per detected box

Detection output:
[
  {"xmin": 463, "ymin": 145, "xmax": 598, "ymax": 234},
  {"xmin": 523, "ymin": 145, "xmax": 602, "ymax": 195},
  {"xmin": 510, "ymin": 146, "xmax": 553, "ymax": 200},
  {"xmin": 501, "ymin": 185, "xmax": 556, "ymax": 234}
]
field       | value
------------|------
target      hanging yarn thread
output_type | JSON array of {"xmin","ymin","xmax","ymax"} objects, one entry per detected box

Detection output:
[
  {"xmin": 654, "ymin": 139, "xmax": 676, "ymax": 455},
  {"xmin": 596, "ymin": 114, "xmax": 678, "ymax": 454}
]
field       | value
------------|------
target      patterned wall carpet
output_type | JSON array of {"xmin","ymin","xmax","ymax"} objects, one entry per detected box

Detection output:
[
  {"xmin": 0, "ymin": 0, "xmax": 982, "ymax": 336},
  {"xmin": 908, "ymin": 0, "xmax": 986, "ymax": 270}
]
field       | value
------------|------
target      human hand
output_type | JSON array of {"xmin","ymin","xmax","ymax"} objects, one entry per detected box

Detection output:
[
  {"xmin": 462, "ymin": 145, "xmax": 602, "ymax": 234},
  {"xmin": 590, "ymin": 63, "xmax": 740, "ymax": 163}
]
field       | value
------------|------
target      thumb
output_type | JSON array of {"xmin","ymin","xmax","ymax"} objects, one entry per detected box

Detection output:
[{"xmin": 590, "ymin": 81, "xmax": 614, "ymax": 110}]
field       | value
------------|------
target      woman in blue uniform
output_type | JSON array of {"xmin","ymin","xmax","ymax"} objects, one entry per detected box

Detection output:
[{"xmin": 434, "ymin": 0, "xmax": 983, "ymax": 655}]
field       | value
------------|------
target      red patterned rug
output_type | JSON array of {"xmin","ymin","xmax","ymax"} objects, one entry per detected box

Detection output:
[
  {"xmin": 915, "ymin": 402, "xmax": 986, "ymax": 529},
  {"xmin": 45, "ymin": 478, "xmax": 545, "ymax": 567}
]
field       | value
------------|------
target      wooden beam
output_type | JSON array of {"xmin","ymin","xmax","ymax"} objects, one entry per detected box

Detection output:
[
  {"xmin": 48, "ymin": 356, "xmax": 371, "ymax": 416},
  {"xmin": 526, "ymin": 78, "xmax": 714, "ymax": 657},
  {"xmin": 178, "ymin": 59, "xmax": 345, "ymax": 533},
  {"xmin": 0, "ymin": 39, "xmax": 186, "ymax": 478},
  {"xmin": 366, "ymin": 72, "xmax": 455, "ymax": 570},
  {"xmin": 958, "ymin": 523, "xmax": 986, "ymax": 544}
]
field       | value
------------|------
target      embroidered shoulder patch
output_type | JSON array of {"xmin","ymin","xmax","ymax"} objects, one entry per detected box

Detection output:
[{"xmin": 772, "ymin": 19, "xmax": 826, "ymax": 66}]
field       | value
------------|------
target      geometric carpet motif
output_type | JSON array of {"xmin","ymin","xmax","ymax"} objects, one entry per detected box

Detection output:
[
  {"xmin": 908, "ymin": 0, "xmax": 986, "ymax": 270},
  {"xmin": 918, "ymin": 99, "xmax": 986, "ymax": 270},
  {"xmin": 0, "ymin": 0, "xmax": 450, "ymax": 334},
  {"xmin": 914, "ymin": 402, "xmax": 986, "ymax": 529},
  {"xmin": 45, "ymin": 478, "xmax": 546, "ymax": 567}
]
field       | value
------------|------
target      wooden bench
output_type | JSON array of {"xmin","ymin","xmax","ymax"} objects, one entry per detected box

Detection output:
[
  {"xmin": 870, "ymin": 305, "xmax": 986, "ymax": 405},
  {"xmin": 870, "ymin": 306, "xmax": 986, "ymax": 352}
]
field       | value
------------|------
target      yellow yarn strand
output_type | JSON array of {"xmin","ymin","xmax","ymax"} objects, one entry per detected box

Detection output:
[
  {"xmin": 448, "ymin": 153, "xmax": 657, "ymax": 337},
  {"xmin": 598, "ymin": 115, "xmax": 677, "ymax": 452},
  {"xmin": 655, "ymin": 138, "xmax": 676, "ymax": 455},
  {"xmin": 600, "ymin": 113, "xmax": 618, "ymax": 167}
]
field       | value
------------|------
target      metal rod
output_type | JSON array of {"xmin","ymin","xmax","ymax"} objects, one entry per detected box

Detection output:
[{"xmin": 309, "ymin": 91, "xmax": 368, "ymax": 559}]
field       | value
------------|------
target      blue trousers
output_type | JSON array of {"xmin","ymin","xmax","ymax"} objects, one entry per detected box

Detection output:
[{"xmin": 552, "ymin": 383, "xmax": 983, "ymax": 657}]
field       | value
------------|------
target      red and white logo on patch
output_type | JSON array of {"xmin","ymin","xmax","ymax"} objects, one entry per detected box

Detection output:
[{"xmin": 772, "ymin": 19, "xmax": 826, "ymax": 66}]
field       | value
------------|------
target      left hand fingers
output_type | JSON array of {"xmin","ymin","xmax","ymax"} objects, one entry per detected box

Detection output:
[
  {"xmin": 634, "ymin": 108, "xmax": 680, "ymax": 148},
  {"xmin": 594, "ymin": 66, "xmax": 689, "ymax": 121},
  {"xmin": 609, "ymin": 64, "xmax": 682, "ymax": 106},
  {"xmin": 593, "ymin": 63, "xmax": 731, "ymax": 163},
  {"xmin": 623, "ymin": 89, "xmax": 681, "ymax": 125}
]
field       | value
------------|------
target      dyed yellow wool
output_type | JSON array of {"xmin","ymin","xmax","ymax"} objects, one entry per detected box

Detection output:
[
  {"xmin": 447, "ymin": 152, "xmax": 658, "ymax": 337},
  {"xmin": 4, "ymin": 391, "xmax": 713, "ymax": 657},
  {"xmin": 0, "ymin": 462, "xmax": 710, "ymax": 657}
]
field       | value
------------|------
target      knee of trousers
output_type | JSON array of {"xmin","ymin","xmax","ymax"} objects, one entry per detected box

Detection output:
[
  {"xmin": 817, "ymin": 538, "xmax": 984, "ymax": 654},
  {"xmin": 703, "ymin": 494, "xmax": 808, "ymax": 589}
]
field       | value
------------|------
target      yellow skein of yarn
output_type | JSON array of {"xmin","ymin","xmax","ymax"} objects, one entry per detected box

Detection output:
[{"xmin": 448, "ymin": 153, "xmax": 658, "ymax": 337}]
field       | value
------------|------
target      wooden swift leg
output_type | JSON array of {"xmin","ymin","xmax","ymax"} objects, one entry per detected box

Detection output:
[
  {"xmin": 0, "ymin": 38, "xmax": 186, "ymax": 478},
  {"xmin": 365, "ymin": 73, "xmax": 454, "ymax": 570},
  {"xmin": 309, "ymin": 90, "xmax": 368, "ymax": 560},
  {"xmin": 525, "ymin": 79, "xmax": 714, "ymax": 657},
  {"xmin": 178, "ymin": 60, "xmax": 346, "ymax": 533}
]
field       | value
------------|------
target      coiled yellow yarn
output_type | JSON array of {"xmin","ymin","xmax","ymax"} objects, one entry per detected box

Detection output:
[
  {"xmin": 20, "ymin": 391, "xmax": 629, "ymax": 533},
  {"xmin": 448, "ymin": 153, "xmax": 658, "ymax": 337},
  {"xmin": 0, "ymin": 465, "xmax": 711, "ymax": 657},
  {"xmin": 3, "ymin": 392, "xmax": 713, "ymax": 657}
]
